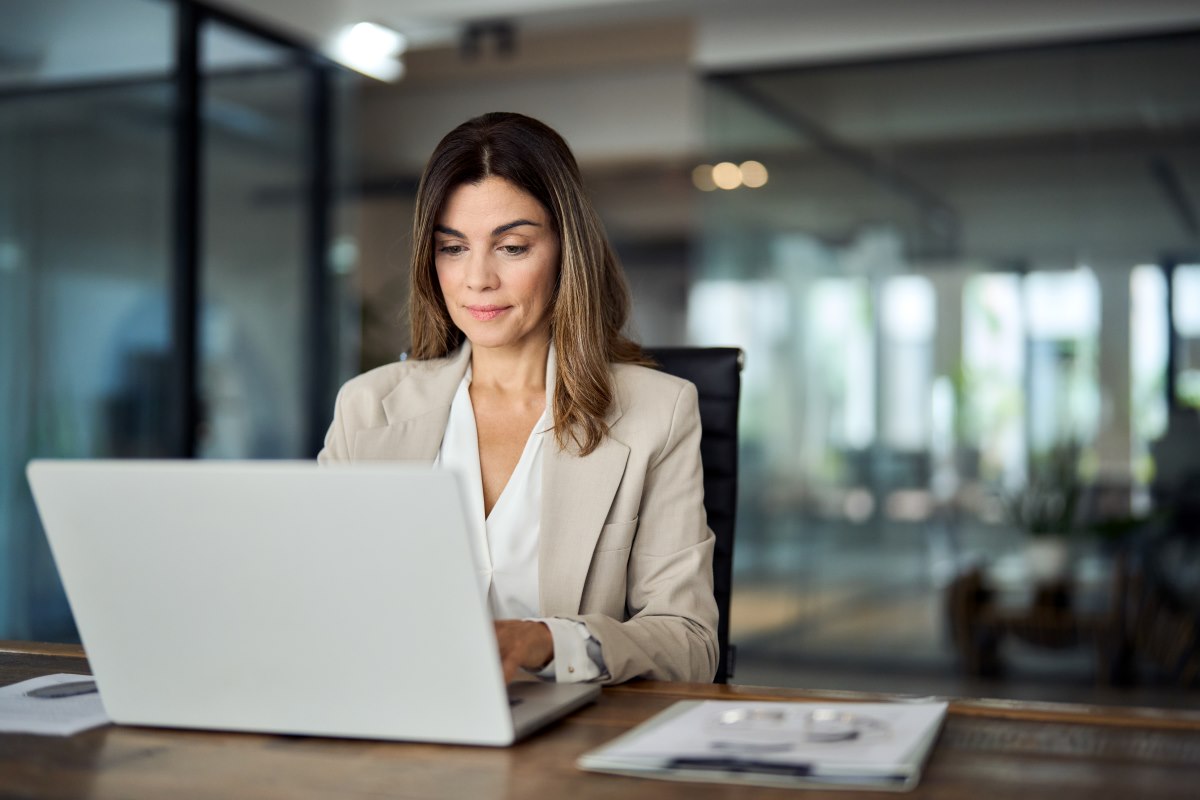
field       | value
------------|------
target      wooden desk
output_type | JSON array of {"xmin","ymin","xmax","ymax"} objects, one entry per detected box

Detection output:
[{"xmin": 3, "ymin": 642, "xmax": 1199, "ymax": 799}]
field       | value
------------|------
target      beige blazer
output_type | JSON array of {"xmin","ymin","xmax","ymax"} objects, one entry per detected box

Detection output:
[{"xmin": 318, "ymin": 344, "xmax": 718, "ymax": 683}]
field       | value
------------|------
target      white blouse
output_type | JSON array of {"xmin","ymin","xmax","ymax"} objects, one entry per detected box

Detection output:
[{"xmin": 433, "ymin": 347, "xmax": 604, "ymax": 682}]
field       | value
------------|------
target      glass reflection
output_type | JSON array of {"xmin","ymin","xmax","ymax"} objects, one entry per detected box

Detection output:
[
  {"xmin": 198, "ymin": 22, "xmax": 307, "ymax": 459},
  {"xmin": 697, "ymin": 31, "xmax": 1200, "ymax": 701},
  {"xmin": 0, "ymin": 0, "xmax": 175, "ymax": 640}
]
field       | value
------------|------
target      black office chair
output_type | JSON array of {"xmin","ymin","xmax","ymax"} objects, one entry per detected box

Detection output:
[{"xmin": 646, "ymin": 347, "xmax": 743, "ymax": 683}]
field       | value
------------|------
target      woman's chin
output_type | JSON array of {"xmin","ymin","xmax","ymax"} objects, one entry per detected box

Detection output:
[{"xmin": 463, "ymin": 328, "xmax": 546, "ymax": 353}]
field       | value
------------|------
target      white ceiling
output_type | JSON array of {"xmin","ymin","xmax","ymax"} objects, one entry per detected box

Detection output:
[
  {"xmin": 209, "ymin": 0, "xmax": 1200, "ymax": 73},
  {"xmin": 5, "ymin": 0, "xmax": 1200, "ymax": 89},
  {"xmin": 3, "ymin": 0, "xmax": 1197, "ymax": 266}
]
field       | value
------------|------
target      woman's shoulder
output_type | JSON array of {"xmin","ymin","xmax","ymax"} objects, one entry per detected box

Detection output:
[
  {"xmin": 607, "ymin": 362, "xmax": 700, "ymax": 455},
  {"xmin": 610, "ymin": 361, "xmax": 697, "ymax": 412},
  {"xmin": 336, "ymin": 352, "xmax": 462, "ymax": 402}
]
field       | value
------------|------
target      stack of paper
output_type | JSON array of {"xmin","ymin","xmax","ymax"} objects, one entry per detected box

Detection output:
[
  {"xmin": 578, "ymin": 700, "xmax": 947, "ymax": 792},
  {"xmin": 0, "ymin": 674, "xmax": 110, "ymax": 736}
]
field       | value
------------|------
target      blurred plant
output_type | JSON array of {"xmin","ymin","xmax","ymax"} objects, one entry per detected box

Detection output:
[
  {"xmin": 1088, "ymin": 510, "xmax": 1162, "ymax": 545},
  {"xmin": 1003, "ymin": 441, "xmax": 1084, "ymax": 537},
  {"xmin": 1179, "ymin": 370, "xmax": 1200, "ymax": 410}
]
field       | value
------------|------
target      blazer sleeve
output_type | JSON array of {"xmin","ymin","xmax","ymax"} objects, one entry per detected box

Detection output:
[
  {"xmin": 316, "ymin": 383, "xmax": 351, "ymax": 464},
  {"xmin": 570, "ymin": 380, "xmax": 719, "ymax": 684}
]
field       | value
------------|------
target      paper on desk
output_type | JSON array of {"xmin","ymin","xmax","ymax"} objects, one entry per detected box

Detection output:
[
  {"xmin": 0, "ymin": 673, "xmax": 110, "ymax": 736},
  {"xmin": 595, "ymin": 700, "xmax": 944, "ymax": 772},
  {"xmin": 580, "ymin": 700, "xmax": 948, "ymax": 791}
]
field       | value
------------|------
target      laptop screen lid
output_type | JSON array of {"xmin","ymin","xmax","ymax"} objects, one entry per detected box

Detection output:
[{"xmin": 27, "ymin": 460, "xmax": 519, "ymax": 745}]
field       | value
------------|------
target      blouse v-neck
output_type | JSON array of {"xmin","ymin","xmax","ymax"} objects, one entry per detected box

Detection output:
[{"xmin": 433, "ymin": 346, "xmax": 555, "ymax": 619}]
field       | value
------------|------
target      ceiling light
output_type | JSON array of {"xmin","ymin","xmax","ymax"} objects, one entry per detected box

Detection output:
[
  {"xmin": 711, "ymin": 162, "xmax": 742, "ymax": 190},
  {"xmin": 692, "ymin": 164, "xmax": 717, "ymax": 192},
  {"xmin": 329, "ymin": 22, "xmax": 407, "ymax": 82},
  {"xmin": 740, "ymin": 160, "xmax": 768, "ymax": 188}
]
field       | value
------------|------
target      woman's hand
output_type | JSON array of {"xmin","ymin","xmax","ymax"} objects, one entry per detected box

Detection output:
[{"xmin": 494, "ymin": 620, "xmax": 554, "ymax": 682}]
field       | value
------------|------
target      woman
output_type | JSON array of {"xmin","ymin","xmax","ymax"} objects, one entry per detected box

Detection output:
[{"xmin": 319, "ymin": 112, "xmax": 717, "ymax": 684}]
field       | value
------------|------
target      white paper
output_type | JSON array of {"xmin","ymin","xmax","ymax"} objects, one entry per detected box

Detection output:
[
  {"xmin": 0, "ymin": 673, "xmax": 111, "ymax": 736},
  {"xmin": 588, "ymin": 700, "xmax": 947, "ymax": 777}
]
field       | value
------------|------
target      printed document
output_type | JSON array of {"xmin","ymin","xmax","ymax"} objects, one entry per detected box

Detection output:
[
  {"xmin": 579, "ymin": 699, "xmax": 947, "ymax": 791},
  {"xmin": 0, "ymin": 673, "xmax": 110, "ymax": 736}
]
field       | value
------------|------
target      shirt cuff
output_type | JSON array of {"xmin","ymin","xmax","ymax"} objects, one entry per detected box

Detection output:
[{"xmin": 531, "ymin": 618, "xmax": 605, "ymax": 683}]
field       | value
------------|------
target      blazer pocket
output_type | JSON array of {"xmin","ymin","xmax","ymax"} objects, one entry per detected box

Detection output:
[
  {"xmin": 594, "ymin": 518, "xmax": 638, "ymax": 552},
  {"xmin": 584, "ymin": 521, "xmax": 637, "ymax": 619}
]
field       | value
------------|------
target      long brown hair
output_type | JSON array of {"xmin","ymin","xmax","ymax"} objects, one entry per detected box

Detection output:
[{"xmin": 409, "ymin": 112, "xmax": 646, "ymax": 455}]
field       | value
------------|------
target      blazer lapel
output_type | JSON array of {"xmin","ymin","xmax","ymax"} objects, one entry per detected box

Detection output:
[
  {"xmin": 351, "ymin": 345, "xmax": 471, "ymax": 462},
  {"xmin": 539, "ymin": 399, "xmax": 629, "ymax": 616},
  {"xmin": 349, "ymin": 343, "xmax": 632, "ymax": 617}
]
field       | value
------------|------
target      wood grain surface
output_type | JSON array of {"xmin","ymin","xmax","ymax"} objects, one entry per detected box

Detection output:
[{"xmin": 2, "ymin": 643, "xmax": 1199, "ymax": 799}]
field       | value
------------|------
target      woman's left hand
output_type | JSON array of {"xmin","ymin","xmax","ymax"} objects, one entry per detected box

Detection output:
[{"xmin": 493, "ymin": 620, "xmax": 554, "ymax": 682}]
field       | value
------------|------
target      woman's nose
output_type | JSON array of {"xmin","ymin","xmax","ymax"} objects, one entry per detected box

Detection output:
[{"xmin": 464, "ymin": 251, "xmax": 500, "ymax": 290}]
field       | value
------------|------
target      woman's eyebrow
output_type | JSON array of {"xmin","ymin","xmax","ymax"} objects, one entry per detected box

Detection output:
[
  {"xmin": 493, "ymin": 219, "xmax": 540, "ymax": 235},
  {"xmin": 434, "ymin": 219, "xmax": 541, "ymax": 238}
]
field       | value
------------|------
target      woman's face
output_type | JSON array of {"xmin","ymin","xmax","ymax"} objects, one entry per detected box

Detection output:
[{"xmin": 434, "ymin": 176, "xmax": 560, "ymax": 356}]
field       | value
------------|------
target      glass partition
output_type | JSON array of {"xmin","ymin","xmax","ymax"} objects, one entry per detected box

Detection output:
[
  {"xmin": 0, "ymin": 0, "xmax": 359, "ymax": 640},
  {"xmin": 0, "ymin": 0, "xmax": 175, "ymax": 640},
  {"xmin": 698, "ymin": 32, "xmax": 1200, "ymax": 697},
  {"xmin": 198, "ymin": 22, "xmax": 309, "ymax": 458}
]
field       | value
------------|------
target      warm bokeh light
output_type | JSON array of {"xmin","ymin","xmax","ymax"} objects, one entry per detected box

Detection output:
[
  {"xmin": 712, "ymin": 161, "xmax": 742, "ymax": 190},
  {"xmin": 740, "ymin": 159, "xmax": 768, "ymax": 188},
  {"xmin": 693, "ymin": 161, "xmax": 768, "ymax": 191}
]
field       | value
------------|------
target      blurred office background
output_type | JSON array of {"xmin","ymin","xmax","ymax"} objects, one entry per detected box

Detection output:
[{"xmin": 3, "ymin": 0, "xmax": 1200, "ymax": 707}]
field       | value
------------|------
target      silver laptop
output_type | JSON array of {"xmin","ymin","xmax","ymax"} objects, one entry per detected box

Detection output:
[{"xmin": 26, "ymin": 460, "xmax": 599, "ymax": 746}]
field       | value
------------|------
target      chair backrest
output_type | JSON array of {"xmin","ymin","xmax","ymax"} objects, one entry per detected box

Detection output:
[{"xmin": 646, "ymin": 347, "xmax": 743, "ymax": 683}]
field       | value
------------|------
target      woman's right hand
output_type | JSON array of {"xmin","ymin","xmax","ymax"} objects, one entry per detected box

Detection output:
[{"xmin": 493, "ymin": 620, "xmax": 554, "ymax": 682}]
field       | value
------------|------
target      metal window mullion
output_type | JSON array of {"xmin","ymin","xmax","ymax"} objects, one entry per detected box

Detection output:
[
  {"xmin": 305, "ymin": 62, "xmax": 333, "ymax": 457},
  {"xmin": 170, "ymin": 0, "xmax": 202, "ymax": 459}
]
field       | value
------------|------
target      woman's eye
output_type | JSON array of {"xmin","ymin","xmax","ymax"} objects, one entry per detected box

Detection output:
[
  {"xmin": 438, "ymin": 244, "xmax": 465, "ymax": 256},
  {"xmin": 499, "ymin": 245, "xmax": 528, "ymax": 256}
]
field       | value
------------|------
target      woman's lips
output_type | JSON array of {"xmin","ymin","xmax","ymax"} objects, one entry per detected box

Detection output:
[{"xmin": 466, "ymin": 305, "xmax": 510, "ymax": 321}]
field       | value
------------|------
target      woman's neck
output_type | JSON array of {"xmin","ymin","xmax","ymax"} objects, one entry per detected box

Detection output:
[{"xmin": 469, "ymin": 336, "xmax": 551, "ymax": 394}]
